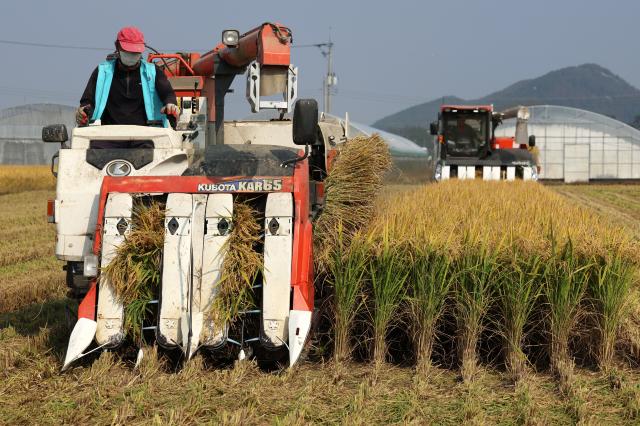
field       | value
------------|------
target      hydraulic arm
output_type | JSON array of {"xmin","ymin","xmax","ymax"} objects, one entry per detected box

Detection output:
[{"xmin": 148, "ymin": 23, "xmax": 296, "ymax": 146}]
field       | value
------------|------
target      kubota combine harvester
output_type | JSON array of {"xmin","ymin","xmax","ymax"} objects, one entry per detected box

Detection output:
[
  {"xmin": 42, "ymin": 23, "xmax": 358, "ymax": 371},
  {"xmin": 430, "ymin": 105, "xmax": 539, "ymax": 181}
]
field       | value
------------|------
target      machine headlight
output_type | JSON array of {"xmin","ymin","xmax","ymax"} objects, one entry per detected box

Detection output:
[
  {"xmin": 83, "ymin": 254, "xmax": 98, "ymax": 278},
  {"xmin": 222, "ymin": 30, "xmax": 239, "ymax": 47},
  {"xmin": 105, "ymin": 160, "xmax": 132, "ymax": 177}
]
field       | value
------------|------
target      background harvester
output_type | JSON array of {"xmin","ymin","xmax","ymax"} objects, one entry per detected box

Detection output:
[{"xmin": 430, "ymin": 105, "xmax": 539, "ymax": 181}]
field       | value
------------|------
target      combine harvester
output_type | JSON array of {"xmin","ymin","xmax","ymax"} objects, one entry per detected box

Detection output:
[
  {"xmin": 430, "ymin": 105, "xmax": 539, "ymax": 181},
  {"xmin": 42, "ymin": 23, "xmax": 428, "ymax": 371}
]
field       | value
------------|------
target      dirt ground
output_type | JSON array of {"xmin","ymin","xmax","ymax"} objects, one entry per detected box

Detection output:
[{"xmin": 551, "ymin": 183, "xmax": 640, "ymax": 238}]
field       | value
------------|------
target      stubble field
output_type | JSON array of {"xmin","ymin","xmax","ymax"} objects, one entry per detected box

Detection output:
[{"xmin": 1, "ymin": 166, "xmax": 639, "ymax": 425}]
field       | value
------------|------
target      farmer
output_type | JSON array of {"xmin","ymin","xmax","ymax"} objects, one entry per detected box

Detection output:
[{"xmin": 76, "ymin": 27, "xmax": 178, "ymax": 148}]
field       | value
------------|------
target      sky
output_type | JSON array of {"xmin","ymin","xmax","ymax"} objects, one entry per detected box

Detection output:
[{"xmin": 1, "ymin": 0, "xmax": 640, "ymax": 125}]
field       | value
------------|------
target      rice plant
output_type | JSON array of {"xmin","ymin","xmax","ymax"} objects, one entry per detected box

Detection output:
[
  {"xmin": 406, "ymin": 247, "xmax": 454, "ymax": 373},
  {"xmin": 496, "ymin": 251, "xmax": 543, "ymax": 382},
  {"xmin": 588, "ymin": 253, "xmax": 635, "ymax": 370},
  {"xmin": 544, "ymin": 237, "xmax": 591, "ymax": 377},
  {"xmin": 0, "ymin": 165, "xmax": 55, "ymax": 195},
  {"xmin": 367, "ymin": 232, "xmax": 410, "ymax": 366},
  {"xmin": 326, "ymin": 225, "xmax": 368, "ymax": 362},
  {"xmin": 619, "ymin": 287, "xmax": 640, "ymax": 364},
  {"xmin": 453, "ymin": 239, "xmax": 499, "ymax": 382}
]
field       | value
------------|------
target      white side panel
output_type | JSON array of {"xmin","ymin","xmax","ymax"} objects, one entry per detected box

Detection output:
[
  {"xmin": 442, "ymin": 165, "xmax": 451, "ymax": 180},
  {"xmin": 223, "ymin": 120, "xmax": 295, "ymax": 148},
  {"xmin": 523, "ymin": 167, "xmax": 533, "ymax": 181},
  {"xmin": 482, "ymin": 166, "xmax": 492, "ymax": 181},
  {"xmin": 457, "ymin": 166, "xmax": 467, "ymax": 180},
  {"xmin": 183, "ymin": 195, "xmax": 207, "ymax": 358},
  {"xmin": 96, "ymin": 193, "xmax": 132, "ymax": 347},
  {"xmin": 491, "ymin": 166, "xmax": 501, "ymax": 180},
  {"xmin": 55, "ymin": 147, "xmax": 190, "ymax": 262},
  {"xmin": 200, "ymin": 193, "xmax": 233, "ymax": 347},
  {"xmin": 466, "ymin": 166, "xmax": 476, "ymax": 179},
  {"xmin": 262, "ymin": 192, "xmax": 293, "ymax": 347},
  {"xmin": 158, "ymin": 194, "xmax": 193, "ymax": 348},
  {"xmin": 506, "ymin": 167, "xmax": 516, "ymax": 181}
]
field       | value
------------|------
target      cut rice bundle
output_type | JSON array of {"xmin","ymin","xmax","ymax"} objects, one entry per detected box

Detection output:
[
  {"xmin": 209, "ymin": 199, "xmax": 263, "ymax": 327},
  {"xmin": 102, "ymin": 201, "xmax": 165, "ymax": 341},
  {"xmin": 314, "ymin": 134, "xmax": 392, "ymax": 272}
]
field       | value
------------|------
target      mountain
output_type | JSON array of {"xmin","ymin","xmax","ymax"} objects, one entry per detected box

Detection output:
[{"xmin": 373, "ymin": 64, "xmax": 640, "ymax": 134}]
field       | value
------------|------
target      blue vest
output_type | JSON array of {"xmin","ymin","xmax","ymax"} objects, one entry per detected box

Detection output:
[{"xmin": 91, "ymin": 60, "xmax": 167, "ymax": 127}]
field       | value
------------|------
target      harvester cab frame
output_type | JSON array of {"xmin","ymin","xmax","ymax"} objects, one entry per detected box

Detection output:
[
  {"xmin": 439, "ymin": 108, "xmax": 492, "ymax": 159},
  {"xmin": 430, "ymin": 105, "xmax": 539, "ymax": 181},
  {"xmin": 43, "ymin": 23, "xmax": 336, "ymax": 372}
]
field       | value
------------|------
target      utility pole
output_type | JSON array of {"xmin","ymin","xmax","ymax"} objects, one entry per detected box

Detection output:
[
  {"xmin": 321, "ymin": 38, "xmax": 337, "ymax": 114},
  {"xmin": 293, "ymin": 33, "xmax": 337, "ymax": 114}
]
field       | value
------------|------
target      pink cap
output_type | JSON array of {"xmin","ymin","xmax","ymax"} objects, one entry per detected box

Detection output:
[{"xmin": 116, "ymin": 27, "xmax": 145, "ymax": 53}]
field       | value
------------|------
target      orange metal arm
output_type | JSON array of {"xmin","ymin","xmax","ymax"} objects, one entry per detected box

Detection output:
[
  {"xmin": 147, "ymin": 22, "xmax": 293, "ymax": 144},
  {"xmin": 191, "ymin": 22, "xmax": 292, "ymax": 76}
]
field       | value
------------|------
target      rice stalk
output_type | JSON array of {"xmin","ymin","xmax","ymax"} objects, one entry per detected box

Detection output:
[
  {"xmin": 326, "ymin": 225, "xmax": 368, "ymax": 363},
  {"xmin": 544, "ymin": 236, "xmax": 591, "ymax": 376},
  {"xmin": 209, "ymin": 199, "xmax": 262, "ymax": 328},
  {"xmin": 454, "ymin": 239, "xmax": 499, "ymax": 382},
  {"xmin": 367, "ymin": 231, "xmax": 409, "ymax": 366},
  {"xmin": 621, "ymin": 382, "xmax": 640, "ymax": 420},
  {"xmin": 496, "ymin": 251, "xmax": 543, "ymax": 382},
  {"xmin": 588, "ymin": 253, "xmax": 635, "ymax": 370},
  {"xmin": 406, "ymin": 247, "xmax": 454, "ymax": 374},
  {"xmin": 102, "ymin": 201, "xmax": 165, "ymax": 341},
  {"xmin": 318, "ymin": 179, "xmax": 639, "ymax": 372},
  {"xmin": 619, "ymin": 286, "xmax": 640, "ymax": 364},
  {"xmin": 0, "ymin": 165, "xmax": 55, "ymax": 195},
  {"xmin": 314, "ymin": 134, "xmax": 392, "ymax": 272}
]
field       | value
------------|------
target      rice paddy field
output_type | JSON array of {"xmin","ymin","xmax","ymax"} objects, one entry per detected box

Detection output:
[{"xmin": 2, "ymin": 164, "xmax": 640, "ymax": 424}]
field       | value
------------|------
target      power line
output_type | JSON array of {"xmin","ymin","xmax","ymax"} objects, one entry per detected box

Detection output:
[
  {"xmin": 0, "ymin": 39, "xmax": 112, "ymax": 51},
  {"xmin": 0, "ymin": 39, "xmax": 207, "ymax": 52},
  {"xmin": 292, "ymin": 43, "xmax": 329, "ymax": 48}
]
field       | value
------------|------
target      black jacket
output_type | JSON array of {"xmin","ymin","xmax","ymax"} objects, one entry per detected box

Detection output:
[{"xmin": 80, "ymin": 61, "xmax": 176, "ymax": 126}]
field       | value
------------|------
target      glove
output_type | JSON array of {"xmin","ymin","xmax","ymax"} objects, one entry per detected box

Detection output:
[
  {"xmin": 161, "ymin": 103, "xmax": 180, "ymax": 119},
  {"xmin": 75, "ymin": 105, "xmax": 90, "ymax": 126}
]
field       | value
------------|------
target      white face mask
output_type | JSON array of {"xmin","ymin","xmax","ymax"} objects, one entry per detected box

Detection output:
[{"xmin": 119, "ymin": 51, "xmax": 142, "ymax": 67}]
